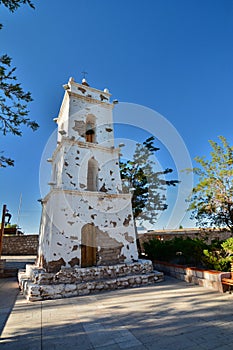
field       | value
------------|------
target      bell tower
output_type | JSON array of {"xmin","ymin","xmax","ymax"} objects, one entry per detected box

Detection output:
[{"xmin": 37, "ymin": 77, "xmax": 139, "ymax": 272}]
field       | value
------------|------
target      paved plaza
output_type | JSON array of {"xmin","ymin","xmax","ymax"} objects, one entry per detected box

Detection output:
[{"xmin": 1, "ymin": 274, "xmax": 233, "ymax": 350}]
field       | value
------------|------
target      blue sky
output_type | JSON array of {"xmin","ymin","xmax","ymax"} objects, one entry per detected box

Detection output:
[{"xmin": 1, "ymin": 0, "xmax": 233, "ymax": 233}]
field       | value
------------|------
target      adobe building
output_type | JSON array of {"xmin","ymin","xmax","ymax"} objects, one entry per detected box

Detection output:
[{"xmin": 18, "ymin": 77, "xmax": 163, "ymax": 301}]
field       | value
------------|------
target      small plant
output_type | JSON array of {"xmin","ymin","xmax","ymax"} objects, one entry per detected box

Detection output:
[
  {"xmin": 202, "ymin": 250, "xmax": 231, "ymax": 271},
  {"xmin": 5, "ymin": 223, "xmax": 18, "ymax": 229},
  {"xmin": 222, "ymin": 237, "xmax": 233, "ymax": 256},
  {"xmin": 202, "ymin": 237, "xmax": 233, "ymax": 271}
]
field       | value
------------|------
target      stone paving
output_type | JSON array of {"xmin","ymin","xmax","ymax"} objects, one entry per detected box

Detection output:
[
  {"xmin": 1, "ymin": 256, "xmax": 36, "ymax": 270},
  {"xmin": 0, "ymin": 278, "xmax": 19, "ymax": 335},
  {"xmin": 1, "ymin": 275, "xmax": 233, "ymax": 349}
]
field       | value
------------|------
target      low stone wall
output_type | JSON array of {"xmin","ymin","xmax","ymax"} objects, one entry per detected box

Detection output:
[
  {"xmin": 18, "ymin": 259, "xmax": 164, "ymax": 301},
  {"xmin": 2, "ymin": 229, "xmax": 232, "ymax": 256},
  {"xmin": 2, "ymin": 235, "xmax": 38, "ymax": 255},
  {"xmin": 153, "ymin": 260, "xmax": 224, "ymax": 292}
]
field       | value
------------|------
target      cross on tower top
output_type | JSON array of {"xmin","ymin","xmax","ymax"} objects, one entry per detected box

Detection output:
[{"xmin": 81, "ymin": 71, "xmax": 88, "ymax": 79}]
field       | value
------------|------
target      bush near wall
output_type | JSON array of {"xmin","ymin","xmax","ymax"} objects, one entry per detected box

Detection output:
[
  {"xmin": 143, "ymin": 236, "xmax": 233, "ymax": 272},
  {"xmin": 2, "ymin": 235, "xmax": 39, "ymax": 255},
  {"xmin": 138, "ymin": 229, "xmax": 232, "ymax": 248},
  {"xmin": 143, "ymin": 237, "xmax": 208, "ymax": 268}
]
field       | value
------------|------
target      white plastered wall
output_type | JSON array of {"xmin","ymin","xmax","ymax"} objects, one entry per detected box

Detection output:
[
  {"xmin": 38, "ymin": 190, "xmax": 138, "ymax": 267},
  {"xmin": 38, "ymin": 78, "xmax": 138, "ymax": 270}
]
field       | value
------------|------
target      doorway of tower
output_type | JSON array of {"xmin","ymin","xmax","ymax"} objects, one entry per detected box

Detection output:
[{"xmin": 81, "ymin": 223, "xmax": 97, "ymax": 267}]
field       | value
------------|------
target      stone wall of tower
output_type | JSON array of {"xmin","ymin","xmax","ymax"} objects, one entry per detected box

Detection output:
[
  {"xmin": 56, "ymin": 79, "xmax": 114, "ymax": 147},
  {"xmin": 37, "ymin": 78, "xmax": 138, "ymax": 272},
  {"xmin": 38, "ymin": 190, "xmax": 138, "ymax": 272},
  {"xmin": 51, "ymin": 140, "xmax": 122, "ymax": 193}
]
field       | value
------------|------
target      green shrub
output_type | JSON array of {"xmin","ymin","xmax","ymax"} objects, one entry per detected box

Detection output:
[
  {"xmin": 202, "ymin": 249, "xmax": 232, "ymax": 271},
  {"xmin": 222, "ymin": 237, "xmax": 233, "ymax": 255},
  {"xmin": 143, "ymin": 236, "xmax": 233, "ymax": 271},
  {"xmin": 202, "ymin": 237, "xmax": 233, "ymax": 271},
  {"xmin": 143, "ymin": 237, "xmax": 208, "ymax": 266},
  {"xmin": 143, "ymin": 239, "xmax": 174, "ymax": 261}
]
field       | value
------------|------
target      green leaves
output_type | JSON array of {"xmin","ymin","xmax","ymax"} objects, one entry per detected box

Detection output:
[
  {"xmin": 188, "ymin": 136, "xmax": 233, "ymax": 231},
  {"xmin": 202, "ymin": 237, "xmax": 233, "ymax": 271},
  {"xmin": 0, "ymin": 152, "xmax": 14, "ymax": 167},
  {"xmin": 0, "ymin": 1, "xmax": 35, "ymax": 31},
  {"xmin": 0, "ymin": 0, "xmax": 37, "ymax": 167},
  {"xmin": 0, "ymin": 54, "xmax": 39, "ymax": 137},
  {"xmin": 0, "ymin": 0, "xmax": 35, "ymax": 13},
  {"xmin": 222, "ymin": 237, "xmax": 233, "ymax": 256},
  {"xmin": 144, "ymin": 237, "xmax": 208, "ymax": 267},
  {"xmin": 120, "ymin": 136, "xmax": 179, "ymax": 225},
  {"xmin": 144, "ymin": 236, "xmax": 233, "ymax": 271}
]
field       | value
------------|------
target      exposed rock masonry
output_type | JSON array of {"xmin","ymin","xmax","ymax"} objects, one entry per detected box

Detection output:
[{"xmin": 18, "ymin": 259, "xmax": 164, "ymax": 301}]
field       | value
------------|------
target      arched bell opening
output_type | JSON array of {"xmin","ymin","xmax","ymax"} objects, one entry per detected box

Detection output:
[
  {"xmin": 85, "ymin": 115, "xmax": 96, "ymax": 143},
  {"xmin": 87, "ymin": 158, "xmax": 98, "ymax": 191}
]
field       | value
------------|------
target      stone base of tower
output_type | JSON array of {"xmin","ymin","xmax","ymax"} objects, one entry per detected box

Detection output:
[
  {"xmin": 37, "ymin": 190, "xmax": 139, "ymax": 271},
  {"xmin": 18, "ymin": 260, "xmax": 164, "ymax": 301}
]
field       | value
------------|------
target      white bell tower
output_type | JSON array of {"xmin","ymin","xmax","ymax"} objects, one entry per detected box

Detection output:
[{"xmin": 37, "ymin": 77, "xmax": 138, "ymax": 272}]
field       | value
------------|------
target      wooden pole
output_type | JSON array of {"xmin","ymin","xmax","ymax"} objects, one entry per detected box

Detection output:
[{"xmin": 0, "ymin": 204, "xmax": 7, "ymax": 259}]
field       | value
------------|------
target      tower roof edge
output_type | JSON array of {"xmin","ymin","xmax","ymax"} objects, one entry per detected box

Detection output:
[{"xmin": 66, "ymin": 78, "xmax": 112, "ymax": 97}]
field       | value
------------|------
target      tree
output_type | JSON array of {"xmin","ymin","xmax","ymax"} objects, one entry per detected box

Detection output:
[
  {"xmin": 120, "ymin": 136, "xmax": 179, "ymax": 226},
  {"xmin": 0, "ymin": 0, "xmax": 34, "ymax": 14},
  {"xmin": 0, "ymin": 0, "xmax": 38, "ymax": 167},
  {"xmin": 188, "ymin": 136, "xmax": 233, "ymax": 232}
]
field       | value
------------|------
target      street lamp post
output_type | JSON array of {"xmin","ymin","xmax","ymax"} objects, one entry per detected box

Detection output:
[{"xmin": 0, "ymin": 204, "xmax": 7, "ymax": 259}]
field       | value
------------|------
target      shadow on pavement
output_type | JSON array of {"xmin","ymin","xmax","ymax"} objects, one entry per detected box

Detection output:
[{"xmin": 0, "ymin": 277, "xmax": 19, "ymax": 336}]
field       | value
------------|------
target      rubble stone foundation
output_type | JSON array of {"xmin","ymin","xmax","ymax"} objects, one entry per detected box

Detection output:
[{"xmin": 18, "ymin": 259, "xmax": 163, "ymax": 301}]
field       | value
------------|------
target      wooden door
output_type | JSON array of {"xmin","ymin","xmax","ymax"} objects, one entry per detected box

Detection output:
[{"xmin": 81, "ymin": 224, "xmax": 97, "ymax": 267}]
